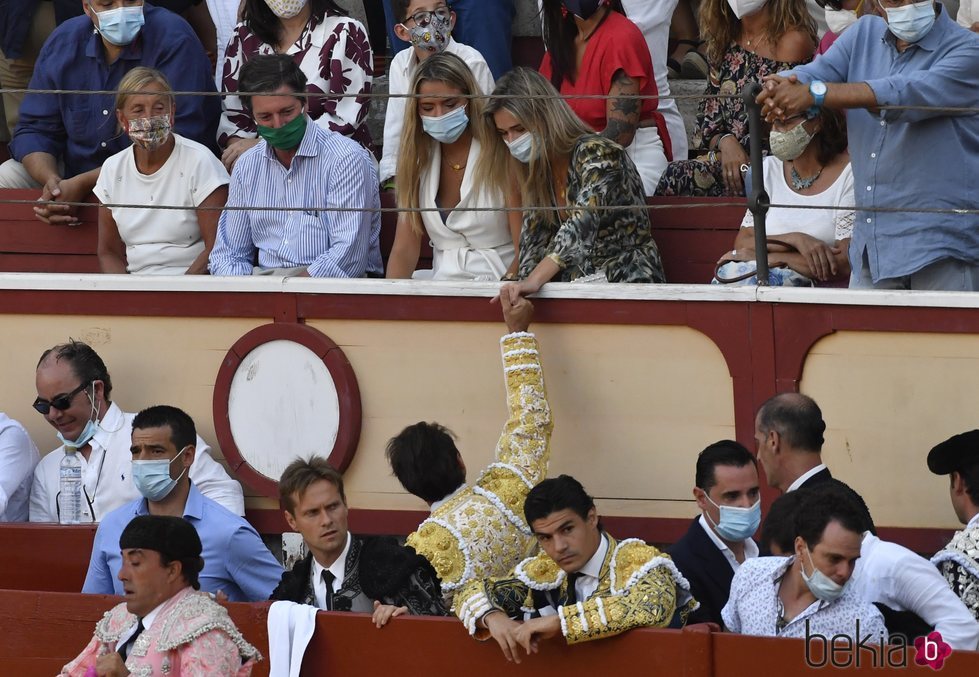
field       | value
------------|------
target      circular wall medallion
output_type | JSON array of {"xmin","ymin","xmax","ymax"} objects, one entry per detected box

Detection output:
[{"xmin": 213, "ymin": 324, "xmax": 361, "ymax": 498}]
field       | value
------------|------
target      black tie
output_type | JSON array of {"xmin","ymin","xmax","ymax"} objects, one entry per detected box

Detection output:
[
  {"xmin": 321, "ymin": 570, "xmax": 336, "ymax": 611},
  {"xmin": 565, "ymin": 573, "xmax": 580, "ymax": 605},
  {"xmin": 118, "ymin": 618, "xmax": 144, "ymax": 661}
]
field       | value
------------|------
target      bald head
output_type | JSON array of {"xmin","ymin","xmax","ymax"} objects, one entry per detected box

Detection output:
[{"xmin": 756, "ymin": 393, "xmax": 825, "ymax": 454}]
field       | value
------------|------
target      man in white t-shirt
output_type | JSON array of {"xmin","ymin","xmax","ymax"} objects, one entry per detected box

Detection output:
[
  {"xmin": 620, "ymin": 0, "xmax": 688, "ymax": 161},
  {"xmin": 29, "ymin": 340, "xmax": 244, "ymax": 523},
  {"xmin": 0, "ymin": 412, "xmax": 40, "ymax": 522},
  {"xmin": 379, "ymin": 0, "xmax": 494, "ymax": 185}
]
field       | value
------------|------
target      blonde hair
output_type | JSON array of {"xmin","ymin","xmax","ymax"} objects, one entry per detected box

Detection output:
[
  {"xmin": 478, "ymin": 68, "xmax": 591, "ymax": 225},
  {"xmin": 700, "ymin": 0, "xmax": 816, "ymax": 65},
  {"xmin": 394, "ymin": 52, "xmax": 493, "ymax": 236},
  {"xmin": 115, "ymin": 67, "xmax": 174, "ymax": 112}
]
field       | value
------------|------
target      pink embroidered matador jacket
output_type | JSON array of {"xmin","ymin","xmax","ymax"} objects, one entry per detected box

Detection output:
[{"xmin": 61, "ymin": 587, "xmax": 261, "ymax": 676}]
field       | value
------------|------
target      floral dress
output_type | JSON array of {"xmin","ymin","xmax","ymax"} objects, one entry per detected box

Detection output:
[
  {"xmin": 655, "ymin": 43, "xmax": 808, "ymax": 197},
  {"xmin": 219, "ymin": 12, "xmax": 374, "ymax": 151},
  {"xmin": 519, "ymin": 135, "xmax": 665, "ymax": 283}
]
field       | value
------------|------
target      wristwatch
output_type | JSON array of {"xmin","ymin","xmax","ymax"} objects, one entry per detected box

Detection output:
[{"xmin": 809, "ymin": 80, "xmax": 828, "ymax": 108}]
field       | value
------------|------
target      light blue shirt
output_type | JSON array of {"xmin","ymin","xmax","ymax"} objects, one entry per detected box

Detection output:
[
  {"xmin": 82, "ymin": 482, "xmax": 283, "ymax": 602},
  {"xmin": 209, "ymin": 117, "xmax": 383, "ymax": 277},
  {"xmin": 787, "ymin": 9, "xmax": 979, "ymax": 282}
]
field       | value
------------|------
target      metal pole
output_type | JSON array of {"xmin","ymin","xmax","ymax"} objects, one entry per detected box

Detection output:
[{"xmin": 743, "ymin": 83, "xmax": 770, "ymax": 286}]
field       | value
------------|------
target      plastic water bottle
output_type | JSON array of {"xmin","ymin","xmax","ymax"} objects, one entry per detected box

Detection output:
[{"xmin": 59, "ymin": 450, "xmax": 83, "ymax": 524}]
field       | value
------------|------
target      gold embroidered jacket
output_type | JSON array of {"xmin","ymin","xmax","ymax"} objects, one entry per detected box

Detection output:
[
  {"xmin": 406, "ymin": 331, "xmax": 553, "ymax": 608},
  {"xmin": 456, "ymin": 534, "xmax": 697, "ymax": 644}
]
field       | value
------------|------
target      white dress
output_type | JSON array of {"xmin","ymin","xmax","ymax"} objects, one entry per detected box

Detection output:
[
  {"xmin": 416, "ymin": 137, "xmax": 515, "ymax": 281},
  {"xmin": 741, "ymin": 155, "xmax": 855, "ymax": 244},
  {"xmin": 95, "ymin": 134, "xmax": 230, "ymax": 275}
]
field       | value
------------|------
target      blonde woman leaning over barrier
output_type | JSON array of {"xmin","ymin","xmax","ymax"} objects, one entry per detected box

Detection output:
[
  {"xmin": 482, "ymin": 68, "xmax": 665, "ymax": 297},
  {"xmin": 95, "ymin": 68, "xmax": 229, "ymax": 275},
  {"xmin": 387, "ymin": 52, "xmax": 519, "ymax": 281}
]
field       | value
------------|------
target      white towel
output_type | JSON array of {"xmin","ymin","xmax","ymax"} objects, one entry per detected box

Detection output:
[{"xmin": 267, "ymin": 601, "xmax": 319, "ymax": 677}]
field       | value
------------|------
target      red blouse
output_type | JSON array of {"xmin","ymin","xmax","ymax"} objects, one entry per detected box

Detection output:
[{"xmin": 540, "ymin": 11, "xmax": 672, "ymax": 161}]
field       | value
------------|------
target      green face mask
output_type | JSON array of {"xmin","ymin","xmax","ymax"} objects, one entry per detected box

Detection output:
[{"xmin": 257, "ymin": 112, "xmax": 307, "ymax": 150}]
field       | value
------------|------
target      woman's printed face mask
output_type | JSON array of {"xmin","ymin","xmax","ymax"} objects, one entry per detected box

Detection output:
[{"xmin": 127, "ymin": 115, "xmax": 172, "ymax": 151}]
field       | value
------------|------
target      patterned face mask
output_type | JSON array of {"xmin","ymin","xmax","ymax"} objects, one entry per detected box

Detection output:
[
  {"xmin": 402, "ymin": 9, "xmax": 452, "ymax": 53},
  {"xmin": 264, "ymin": 0, "xmax": 308, "ymax": 19},
  {"xmin": 127, "ymin": 115, "xmax": 172, "ymax": 152}
]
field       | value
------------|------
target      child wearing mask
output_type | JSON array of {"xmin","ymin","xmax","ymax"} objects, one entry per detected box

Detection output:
[{"xmin": 379, "ymin": 0, "xmax": 494, "ymax": 187}]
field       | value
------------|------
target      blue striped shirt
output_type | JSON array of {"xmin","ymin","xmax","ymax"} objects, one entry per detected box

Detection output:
[
  {"xmin": 209, "ymin": 118, "xmax": 382, "ymax": 277},
  {"xmin": 787, "ymin": 9, "xmax": 979, "ymax": 282}
]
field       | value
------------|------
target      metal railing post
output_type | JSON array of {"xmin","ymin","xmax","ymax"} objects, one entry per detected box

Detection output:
[{"xmin": 743, "ymin": 83, "xmax": 770, "ymax": 286}]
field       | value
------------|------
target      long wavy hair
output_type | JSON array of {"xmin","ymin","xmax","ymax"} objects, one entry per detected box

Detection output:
[
  {"xmin": 699, "ymin": 0, "xmax": 816, "ymax": 65},
  {"xmin": 242, "ymin": 0, "xmax": 347, "ymax": 47},
  {"xmin": 539, "ymin": 0, "xmax": 624, "ymax": 88},
  {"xmin": 395, "ymin": 52, "xmax": 492, "ymax": 236},
  {"xmin": 479, "ymin": 68, "xmax": 592, "ymax": 225}
]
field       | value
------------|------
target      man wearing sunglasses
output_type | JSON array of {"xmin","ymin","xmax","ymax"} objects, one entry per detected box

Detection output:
[{"xmin": 29, "ymin": 340, "xmax": 244, "ymax": 523}]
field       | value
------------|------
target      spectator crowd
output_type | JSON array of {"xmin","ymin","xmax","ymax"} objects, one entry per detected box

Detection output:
[
  {"xmin": 0, "ymin": 2, "xmax": 978, "ymax": 671},
  {"xmin": 0, "ymin": 0, "xmax": 975, "ymax": 290}
]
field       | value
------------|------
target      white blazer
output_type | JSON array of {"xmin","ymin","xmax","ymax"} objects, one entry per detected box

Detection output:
[{"xmin": 416, "ymin": 137, "xmax": 515, "ymax": 281}]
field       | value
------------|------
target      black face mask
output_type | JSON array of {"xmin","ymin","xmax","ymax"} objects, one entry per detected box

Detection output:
[{"xmin": 563, "ymin": 0, "xmax": 603, "ymax": 19}]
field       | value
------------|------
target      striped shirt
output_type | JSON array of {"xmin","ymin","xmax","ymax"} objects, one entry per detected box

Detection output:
[{"xmin": 209, "ymin": 118, "xmax": 382, "ymax": 277}]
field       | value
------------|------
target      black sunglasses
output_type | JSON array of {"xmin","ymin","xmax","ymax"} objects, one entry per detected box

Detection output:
[{"xmin": 33, "ymin": 381, "xmax": 91, "ymax": 415}]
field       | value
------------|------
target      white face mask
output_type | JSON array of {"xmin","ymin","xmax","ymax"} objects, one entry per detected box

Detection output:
[
  {"xmin": 825, "ymin": 7, "xmax": 858, "ymax": 33},
  {"xmin": 264, "ymin": 0, "xmax": 308, "ymax": 19},
  {"xmin": 769, "ymin": 119, "xmax": 815, "ymax": 162},
  {"xmin": 727, "ymin": 0, "xmax": 768, "ymax": 19}
]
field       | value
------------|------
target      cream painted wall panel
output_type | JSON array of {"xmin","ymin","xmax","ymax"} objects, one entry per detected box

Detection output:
[
  {"xmin": 0, "ymin": 315, "xmax": 266, "ymax": 468},
  {"xmin": 308, "ymin": 320, "xmax": 735, "ymax": 516},
  {"xmin": 801, "ymin": 331, "xmax": 979, "ymax": 530}
]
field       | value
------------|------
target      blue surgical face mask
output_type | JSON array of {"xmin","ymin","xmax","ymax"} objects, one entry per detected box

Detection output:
[
  {"xmin": 132, "ymin": 447, "xmax": 188, "ymax": 501},
  {"xmin": 505, "ymin": 131, "xmax": 536, "ymax": 164},
  {"xmin": 56, "ymin": 384, "xmax": 100, "ymax": 451},
  {"xmin": 706, "ymin": 496, "xmax": 761, "ymax": 541},
  {"xmin": 91, "ymin": 3, "xmax": 145, "ymax": 47},
  {"xmin": 58, "ymin": 419, "xmax": 99, "ymax": 451},
  {"xmin": 421, "ymin": 105, "xmax": 468, "ymax": 144},
  {"xmin": 881, "ymin": 0, "xmax": 936, "ymax": 42},
  {"xmin": 800, "ymin": 547, "xmax": 846, "ymax": 602}
]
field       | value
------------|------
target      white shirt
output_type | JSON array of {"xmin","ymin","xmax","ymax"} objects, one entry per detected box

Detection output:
[
  {"xmin": 379, "ymin": 38, "xmax": 495, "ymax": 182},
  {"xmin": 95, "ymin": 134, "xmax": 230, "ymax": 274},
  {"xmin": 115, "ymin": 599, "xmax": 166, "ymax": 653},
  {"xmin": 205, "ymin": 0, "xmax": 242, "ymax": 88},
  {"xmin": 967, "ymin": 513, "xmax": 979, "ymax": 530},
  {"xmin": 854, "ymin": 533, "xmax": 979, "ymax": 650},
  {"xmin": 697, "ymin": 514, "xmax": 759, "ymax": 572},
  {"xmin": 722, "ymin": 555, "xmax": 886, "ymax": 640},
  {"xmin": 311, "ymin": 532, "xmax": 352, "ymax": 610},
  {"xmin": 0, "ymin": 413, "xmax": 40, "ymax": 522},
  {"xmin": 29, "ymin": 402, "xmax": 245, "ymax": 523},
  {"xmin": 574, "ymin": 533, "xmax": 610, "ymax": 601},
  {"xmin": 786, "ymin": 463, "xmax": 828, "ymax": 493},
  {"xmin": 741, "ymin": 157, "xmax": 855, "ymax": 245},
  {"xmin": 620, "ymin": 0, "xmax": 688, "ymax": 161},
  {"xmin": 958, "ymin": 0, "xmax": 979, "ymax": 28}
]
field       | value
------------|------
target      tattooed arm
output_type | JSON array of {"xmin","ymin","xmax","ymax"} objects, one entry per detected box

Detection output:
[{"xmin": 601, "ymin": 69, "xmax": 642, "ymax": 148}]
